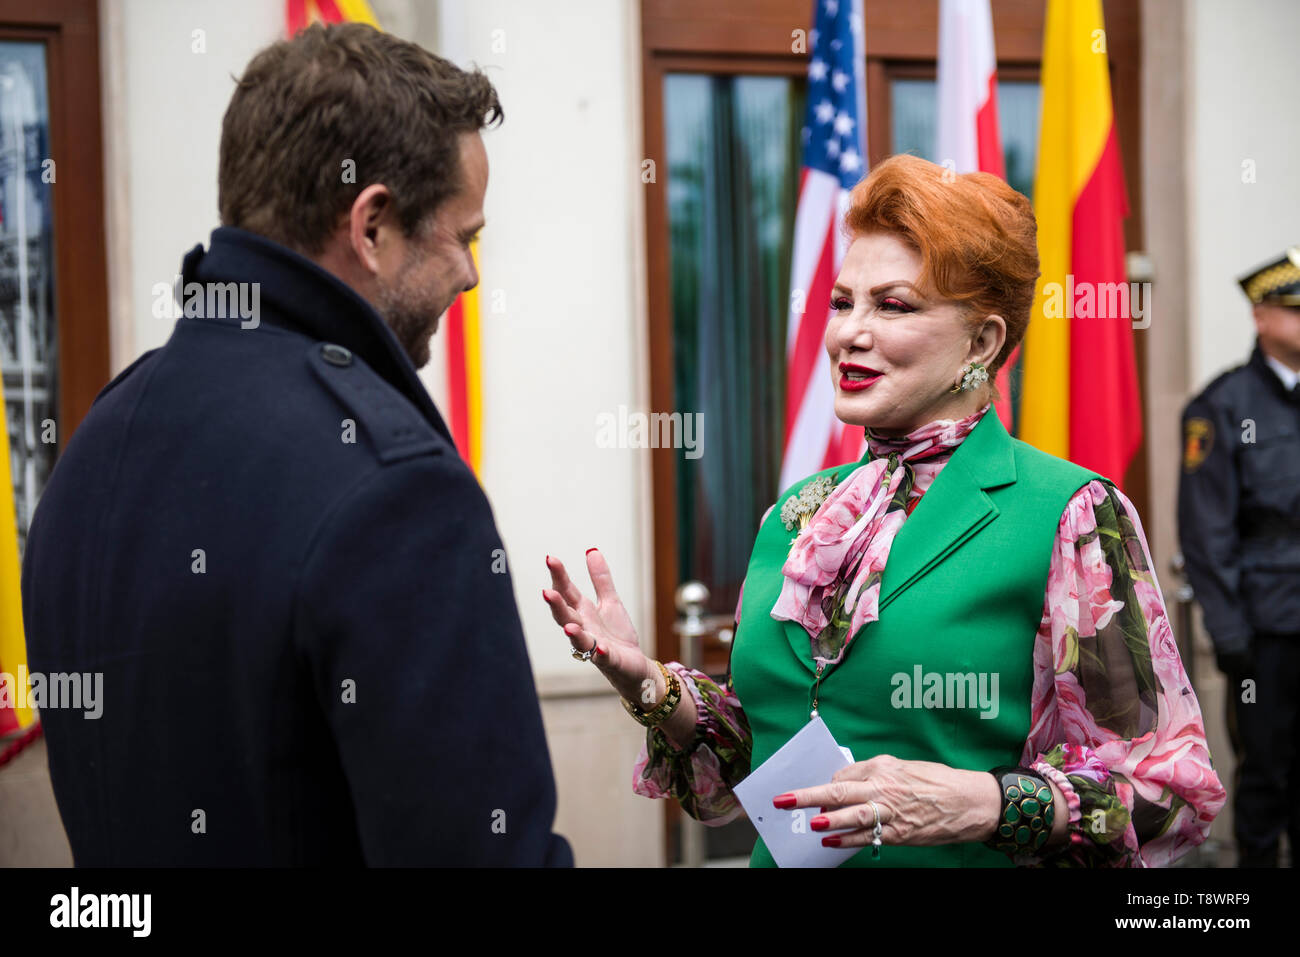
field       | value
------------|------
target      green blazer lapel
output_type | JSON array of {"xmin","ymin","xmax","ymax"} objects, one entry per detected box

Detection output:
[
  {"xmin": 781, "ymin": 616, "xmax": 820, "ymax": 676},
  {"xmin": 877, "ymin": 410, "xmax": 1018, "ymax": 613},
  {"xmin": 777, "ymin": 451, "xmax": 874, "ymax": 677},
  {"xmin": 771, "ymin": 412, "xmax": 1016, "ymax": 672}
]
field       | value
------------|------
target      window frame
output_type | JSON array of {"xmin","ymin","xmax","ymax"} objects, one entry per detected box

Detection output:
[{"xmin": 0, "ymin": 0, "xmax": 111, "ymax": 462}]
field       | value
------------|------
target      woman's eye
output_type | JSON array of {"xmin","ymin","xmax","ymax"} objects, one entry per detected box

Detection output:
[
  {"xmin": 879, "ymin": 297, "xmax": 913, "ymax": 313},
  {"xmin": 831, "ymin": 296, "xmax": 853, "ymax": 311}
]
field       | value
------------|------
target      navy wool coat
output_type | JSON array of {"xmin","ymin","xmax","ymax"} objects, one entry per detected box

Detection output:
[{"xmin": 22, "ymin": 227, "xmax": 573, "ymax": 866}]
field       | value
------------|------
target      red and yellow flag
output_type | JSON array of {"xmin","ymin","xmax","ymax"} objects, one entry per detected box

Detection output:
[
  {"xmin": 444, "ymin": 243, "xmax": 483, "ymax": 474},
  {"xmin": 1, "ymin": 415, "xmax": 34, "ymax": 733},
  {"xmin": 1020, "ymin": 0, "xmax": 1140, "ymax": 484},
  {"xmin": 286, "ymin": 0, "xmax": 378, "ymax": 33}
]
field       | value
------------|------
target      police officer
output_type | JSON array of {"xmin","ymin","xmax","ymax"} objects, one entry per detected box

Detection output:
[
  {"xmin": 21, "ymin": 25, "xmax": 572, "ymax": 865},
  {"xmin": 1178, "ymin": 247, "xmax": 1300, "ymax": 867}
]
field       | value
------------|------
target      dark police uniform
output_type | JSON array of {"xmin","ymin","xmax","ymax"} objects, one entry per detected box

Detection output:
[
  {"xmin": 1178, "ymin": 248, "xmax": 1300, "ymax": 867},
  {"xmin": 21, "ymin": 227, "xmax": 573, "ymax": 866}
]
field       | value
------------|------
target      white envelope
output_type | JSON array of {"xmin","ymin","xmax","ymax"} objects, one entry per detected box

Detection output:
[{"xmin": 733, "ymin": 716, "xmax": 863, "ymax": 868}]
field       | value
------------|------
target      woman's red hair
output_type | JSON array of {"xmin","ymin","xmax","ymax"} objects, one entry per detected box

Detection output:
[{"xmin": 844, "ymin": 153, "xmax": 1039, "ymax": 375}]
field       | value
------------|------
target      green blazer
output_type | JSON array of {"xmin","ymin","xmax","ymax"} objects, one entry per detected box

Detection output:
[{"xmin": 731, "ymin": 410, "xmax": 1105, "ymax": 867}]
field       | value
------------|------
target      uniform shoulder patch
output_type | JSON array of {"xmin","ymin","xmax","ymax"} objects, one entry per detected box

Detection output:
[{"xmin": 1183, "ymin": 417, "xmax": 1214, "ymax": 473}]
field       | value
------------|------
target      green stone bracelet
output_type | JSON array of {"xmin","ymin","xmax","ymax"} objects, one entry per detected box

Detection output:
[{"xmin": 985, "ymin": 766, "xmax": 1055, "ymax": 856}]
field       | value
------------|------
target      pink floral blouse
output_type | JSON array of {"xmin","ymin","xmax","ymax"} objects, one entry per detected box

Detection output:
[{"xmin": 633, "ymin": 433, "xmax": 1227, "ymax": 867}]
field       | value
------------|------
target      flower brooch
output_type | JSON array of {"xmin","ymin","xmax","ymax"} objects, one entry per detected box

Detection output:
[{"xmin": 780, "ymin": 474, "xmax": 838, "ymax": 532}]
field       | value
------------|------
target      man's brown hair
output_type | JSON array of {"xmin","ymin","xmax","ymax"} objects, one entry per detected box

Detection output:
[{"xmin": 219, "ymin": 23, "xmax": 502, "ymax": 256}]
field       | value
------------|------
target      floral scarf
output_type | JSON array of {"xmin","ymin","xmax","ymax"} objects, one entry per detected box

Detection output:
[{"xmin": 771, "ymin": 404, "xmax": 991, "ymax": 667}]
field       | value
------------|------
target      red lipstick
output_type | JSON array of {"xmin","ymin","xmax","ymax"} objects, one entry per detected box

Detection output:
[{"xmin": 839, "ymin": 362, "xmax": 883, "ymax": 393}]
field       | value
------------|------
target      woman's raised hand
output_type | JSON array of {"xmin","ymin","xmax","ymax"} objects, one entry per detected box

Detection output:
[{"xmin": 543, "ymin": 548, "xmax": 655, "ymax": 703}]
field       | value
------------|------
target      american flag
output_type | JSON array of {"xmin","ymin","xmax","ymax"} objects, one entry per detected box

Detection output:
[{"xmin": 780, "ymin": 0, "xmax": 868, "ymax": 490}]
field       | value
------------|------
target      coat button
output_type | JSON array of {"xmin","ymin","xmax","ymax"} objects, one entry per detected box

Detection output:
[{"xmin": 321, "ymin": 343, "xmax": 352, "ymax": 367}]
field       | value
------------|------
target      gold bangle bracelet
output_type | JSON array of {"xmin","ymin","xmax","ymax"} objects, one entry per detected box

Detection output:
[{"xmin": 621, "ymin": 661, "xmax": 681, "ymax": 727}]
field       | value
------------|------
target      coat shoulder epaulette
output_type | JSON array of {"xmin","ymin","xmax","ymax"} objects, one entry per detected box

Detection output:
[
  {"xmin": 92, "ymin": 348, "xmax": 162, "ymax": 407},
  {"xmin": 305, "ymin": 341, "xmax": 442, "ymax": 465}
]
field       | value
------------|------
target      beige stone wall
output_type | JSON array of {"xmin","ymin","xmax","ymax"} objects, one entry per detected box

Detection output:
[
  {"xmin": 1143, "ymin": 0, "xmax": 1232, "ymax": 859},
  {"xmin": 0, "ymin": 739, "xmax": 72, "ymax": 866},
  {"xmin": 539, "ymin": 673, "xmax": 665, "ymax": 867}
]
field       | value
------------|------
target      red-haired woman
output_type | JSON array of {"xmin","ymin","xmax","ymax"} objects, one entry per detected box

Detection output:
[{"xmin": 544, "ymin": 154, "xmax": 1225, "ymax": 867}]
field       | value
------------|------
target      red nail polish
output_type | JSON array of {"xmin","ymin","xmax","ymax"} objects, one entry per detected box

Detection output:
[
  {"xmin": 542, "ymin": 589, "xmax": 548, "ymax": 601},
  {"xmin": 596, "ymin": 645, "xmax": 607, "ymax": 656},
  {"xmin": 773, "ymin": 793, "xmax": 797, "ymax": 809},
  {"xmin": 810, "ymin": 815, "xmax": 830, "ymax": 832},
  {"xmin": 585, "ymin": 547, "xmax": 598, "ymax": 555},
  {"xmin": 821, "ymin": 835, "xmax": 842, "ymax": 848}
]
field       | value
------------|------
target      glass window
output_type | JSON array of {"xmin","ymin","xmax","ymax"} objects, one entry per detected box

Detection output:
[
  {"xmin": 664, "ymin": 73, "xmax": 805, "ymax": 621},
  {"xmin": 0, "ymin": 40, "xmax": 56, "ymax": 554},
  {"xmin": 891, "ymin": 77, "xmax": 1042, "ymax": 200},
  {"xmin": 664, "ymin": 72, "xmax": 809, "ymax": 862}
]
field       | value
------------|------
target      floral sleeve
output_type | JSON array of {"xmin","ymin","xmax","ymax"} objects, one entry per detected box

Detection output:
[
  {"xmin": 630, "ymin": 664, "xmax": 753, "ymax": 825},
  {"xmin": 630, "ymin": 510, "xmax": 768, "ymax": 825},
  {"xmin": 1023, "ymin": 480, "xmax": 1227, "ymax": 867}
]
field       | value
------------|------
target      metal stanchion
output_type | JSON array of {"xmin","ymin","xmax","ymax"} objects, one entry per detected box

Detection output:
[{"xmin": 673, "ymin": 581, "xmax": 735, "ymax": 867}]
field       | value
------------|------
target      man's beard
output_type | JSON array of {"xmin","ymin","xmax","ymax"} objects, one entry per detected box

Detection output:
[{"xmin": 375, "ymin": 276, "xmax": 442, "ymax": 370}]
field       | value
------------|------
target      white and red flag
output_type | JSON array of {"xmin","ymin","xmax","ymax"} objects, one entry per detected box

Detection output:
[
  {"xmin": 935, "ymin": 0, "xmax": 1015, "ymax": 428},
  {"xmin": 936, "ymin": 0, "xmax": 1004, "ymax": 179},
  {"xmin": 779, "ymin": 0, "xmax": 868, "ymax": 491}
]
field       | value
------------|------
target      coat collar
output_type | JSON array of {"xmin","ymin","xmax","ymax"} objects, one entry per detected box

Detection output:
[
  {"xmin": 1250, "ymin": 339, "xmax": 1300, "ymax": 401},
  {"xmin": 179, "ymin": 226, "xmax": 454, "ymax": 444},
  {"xmin": 781, "ymin": 408, "xmax": 1017, "ymax": 675}
]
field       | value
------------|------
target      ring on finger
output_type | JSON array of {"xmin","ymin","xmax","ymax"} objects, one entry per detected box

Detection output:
[
  {"xmin": 570, "ymin": 638, "xmax": 597, "ymax": 662},
  {"xmin": 868, "ymin": 800, "xmax": 883, "ymax": 858}
]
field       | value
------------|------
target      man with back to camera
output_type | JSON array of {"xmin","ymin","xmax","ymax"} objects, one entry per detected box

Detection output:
[
  {"xmin": 1178, "ymin": 247, "xmax": 1300, "ymax": 867},
  {"xmin": 21, "ymin": 23, "xmax": 572, "ymax": 866}
]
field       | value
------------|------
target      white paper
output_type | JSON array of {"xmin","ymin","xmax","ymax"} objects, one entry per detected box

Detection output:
[{"xmin": 733, "ymin": 717, "xmax": 863, "ymax": 868}]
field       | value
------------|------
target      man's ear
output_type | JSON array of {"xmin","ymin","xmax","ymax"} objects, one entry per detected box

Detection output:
[{"xmin": 347, "ymin": 183, "xmax": 396, "ymax": 277}]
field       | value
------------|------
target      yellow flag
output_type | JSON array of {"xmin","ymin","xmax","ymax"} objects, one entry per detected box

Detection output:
[
  {"xmin": 0, "ymin": 415, "xmax": 34, "ymax": 729},
  {"xmin": 1019, "ymin": 0, "xmax": 1114, "ymax": 458}
]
